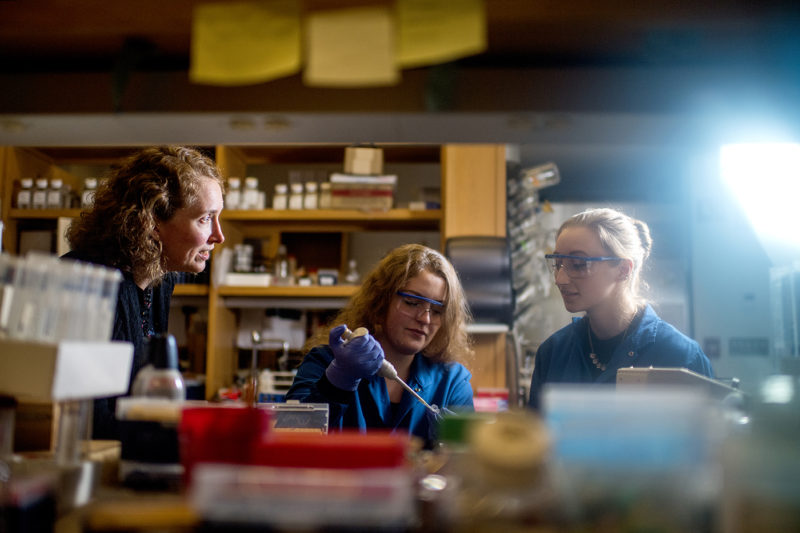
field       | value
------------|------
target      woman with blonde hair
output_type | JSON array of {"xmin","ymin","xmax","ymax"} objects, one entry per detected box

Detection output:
[
  {"xmin": 287, "ymin": 244, "xmax": 474, "ymax": 446},
  {"xmin": 528, "ymin": 207, "xmax": 713, "ymax": 410}
]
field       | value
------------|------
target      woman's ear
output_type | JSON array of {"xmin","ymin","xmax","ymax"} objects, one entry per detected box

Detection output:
[{"xmin": 618, "ymin": 259, "xmax": 634, "ymax": 281}]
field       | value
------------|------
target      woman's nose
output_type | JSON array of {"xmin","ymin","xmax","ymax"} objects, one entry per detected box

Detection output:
[
  {"xmin": 416, "ymin": 307, "xmax": 432, "ymax": 323},
  {"xmin": 554, "ymin": 264, "xmax": 570, "ymax": 284},
  {"xmin": 210, "ymin": 218, "xmax": 225, "ymax": 244}
]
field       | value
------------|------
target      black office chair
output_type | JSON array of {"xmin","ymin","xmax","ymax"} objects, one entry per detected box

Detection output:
[{"xmin": 445, "ymin": 236, "xmax": 523, "ymax": 407}]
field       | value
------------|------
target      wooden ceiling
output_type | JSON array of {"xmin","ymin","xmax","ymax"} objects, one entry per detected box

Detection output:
[{"xmin": 2, "ymin": 0, "xmax": 799, "ymax": 72}]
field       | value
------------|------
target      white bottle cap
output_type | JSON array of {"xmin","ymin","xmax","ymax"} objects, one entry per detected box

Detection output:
[
  {"xmin": 35, "ymin": 178, "xmax": 49, "ymax": 188},
  {"xmin": 305, "ymin": 182, "xmax": 318, "ymax": 192},
  {"xmin": 84, "ymin": 177, "xmax": 98, "ymax": 189},
  {"xmin": 228, "ymin": 177, "xmax": 241, "ymax": 188},
  {"xmin": 50, "ymin": 178, "xmax": 63, "ymax": 188},
  {"xmin": 290, "ymin": 183, "xmax": 304, "ymax": 193},
  {"xmin": 275, "ymin": 183, "xmax": 288, "ymax": 193},
  {"xmin": 244, "ymin": 177, "xmax": 259, "ymax": 189},
  {"xmin": 20, "ymin": 178, "xmax": 33, "ymax": 188}
]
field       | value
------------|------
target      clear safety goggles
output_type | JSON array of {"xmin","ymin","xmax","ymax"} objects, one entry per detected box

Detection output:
[
  {"xmin": 544, "ymin": 253, "xmax": 621, "ymax": 279},
  {"xmin": 395, "ymin": 291, "xmax": 445, "ymax": 324}
]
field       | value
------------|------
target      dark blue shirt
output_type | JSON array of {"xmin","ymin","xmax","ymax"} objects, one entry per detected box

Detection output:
[{"xmin": 528, "ymin": 304, "xmax": 714, "ymax": 410}]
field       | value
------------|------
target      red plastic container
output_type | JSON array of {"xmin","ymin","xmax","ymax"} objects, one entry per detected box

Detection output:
[{"xmin": 178, "ymin": 405, "xmax": 271, "ymax": 485}]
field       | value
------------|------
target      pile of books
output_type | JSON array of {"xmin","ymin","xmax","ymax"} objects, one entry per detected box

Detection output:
[{"xmin": 329, "ymin": 173, "xmax": 397, "ymax": 210}]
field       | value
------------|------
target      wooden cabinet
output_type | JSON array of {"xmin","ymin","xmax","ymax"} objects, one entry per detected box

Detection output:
[{"xmin": 0, "ymin": 143, "xmax": 507, "ymax": 399}]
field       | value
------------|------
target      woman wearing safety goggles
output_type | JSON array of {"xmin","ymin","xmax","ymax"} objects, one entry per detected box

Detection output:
[{"xmin": 528, "ymin": 208, "xmax": 714, "ymax": 410}]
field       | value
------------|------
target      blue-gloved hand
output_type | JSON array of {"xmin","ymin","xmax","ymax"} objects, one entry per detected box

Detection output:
[{"xmin": 325, "ymin": 324, "xmax": 385, "ymax": 391}]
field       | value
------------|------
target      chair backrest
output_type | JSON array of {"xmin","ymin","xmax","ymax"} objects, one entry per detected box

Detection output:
[{"xmin": 445, "ymin": 236, "xmax": 515, "ymax": 326}]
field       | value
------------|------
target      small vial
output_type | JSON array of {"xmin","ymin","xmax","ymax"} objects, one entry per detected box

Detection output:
[
  {"xmin": 17, "ymin": 178, "xmax": 33, "ymax": 209},
  {"xmin": 303, "ymin": 181, "xmax": 318, "ymax": 209},
  {"xmin": 272, "ymin": 184, "xmax": 288, "ymax": 210},
  {"xmin": 288, "ymin": 183, "xmax": 304, "ymax": 210},
  {"xmin": 47, "ymin": 178, "xmax": 64, "ymax": 209},
  {"xmin": 32, "ymin": 178, "xmax": 48, "ymax": 209},
  {"xmin": 319, "ymin": 182, "xmax": 332, "ymax": 209},
  {"xmin": 81, "ymin": 177, "xmax": 97, "ymax": 208},
  {"xmin": 226, "ymin": 177, "xmax": 242, "ymax": 210},
  {"xmin": 242, "ymin": 177, "xmax": 260, "ymax": 210}
]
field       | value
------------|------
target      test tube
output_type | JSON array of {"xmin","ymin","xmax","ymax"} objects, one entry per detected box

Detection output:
[
  {"xmin": 81, "ymin": 263, "xmax": 105, "ymax": 341},
  {"xmin": 5, "ymin": 254, "xmax": 47, "ymax": 340}
]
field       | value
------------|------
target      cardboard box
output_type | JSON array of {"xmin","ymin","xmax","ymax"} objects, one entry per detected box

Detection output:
[{"xmin": 344, "ymin": 146, "xmax": 383, "ymax": 175}]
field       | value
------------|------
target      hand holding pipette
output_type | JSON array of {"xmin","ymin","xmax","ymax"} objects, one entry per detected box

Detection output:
[
  {"xmin": 340, "ymin": 326, "xmax": 441, "ymax": 417},
  {"xmin": 326, "ymin": 324, "xmax": 385, "ymax": 391}
]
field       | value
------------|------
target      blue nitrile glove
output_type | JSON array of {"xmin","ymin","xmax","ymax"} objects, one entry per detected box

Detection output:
[{"xmin": 325, "ymin": 324, "xmax": 385, "ymax": 391}]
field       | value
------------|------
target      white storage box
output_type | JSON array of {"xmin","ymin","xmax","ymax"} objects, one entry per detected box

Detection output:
[{"xmin": 0, "ymin": 339, "xmax": 134, "ymax": 401}]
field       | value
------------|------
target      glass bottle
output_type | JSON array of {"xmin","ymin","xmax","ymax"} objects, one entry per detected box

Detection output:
[
  {"xmin": 273, "ymin": 244, "xmax": 293, "ymax": 286},
  {"xmin": 344, "ymin": 259, "xmax": 360, "ymax": 284},
  {"xmin": 288, "ymin": 183, "xmax": 304, "ymax": 210},
  {"xmin": 319, "ymin": 182, "xmax": 332, "ymax": 209},
  {"xmin": 132, "ymin": 333, "xmax": 186, "ymax": 401},
  {"xmin": 47, "ymin": 177, "xmax": 64, "ymax": 208},
  {"xmin": 303, "ymin": 181, "xmax": 318, "ymax": 209},
  {"xmin": 226, "ymin": 177, "xmax": 242, "ymax": 210},
  {"xmin": 242, "ymin": 177, "xmax": 260, "ymax": 210},
  {"xmin": 81, "ymin": 177, "xmax": 97, "ymax": 208},
  {"xmin": 17, "ymin": 178, "xmax": 33, "ymax": 209},
  {"xmin": 32, "ymin": 178, "xmax": 48, "ymax": 209},
  {"xmin": 272, "ymin": 183, "xmax": 288, "ymax": 210}
]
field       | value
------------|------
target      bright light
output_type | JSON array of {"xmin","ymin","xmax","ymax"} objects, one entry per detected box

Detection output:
[{"xmin": 720, "ymin": 143, "xmax": 800, "ymax": 253}]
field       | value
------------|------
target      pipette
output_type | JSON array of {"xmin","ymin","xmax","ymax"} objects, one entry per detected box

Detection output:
[{"xmin": 341, "ymin": 326, "xmax": 440, "ymax": 417}]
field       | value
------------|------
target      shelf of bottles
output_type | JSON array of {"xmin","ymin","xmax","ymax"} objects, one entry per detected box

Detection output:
[{"xmin": 505, "ymin": 161, "xmax": 561, "ymax": 332}]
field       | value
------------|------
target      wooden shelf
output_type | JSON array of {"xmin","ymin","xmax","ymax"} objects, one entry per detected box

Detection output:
[
  {"xmin": 9, "ymin": 208, "xmax": 82, "ymax": 219},
  {"xmin": 173, "ymin": 284, "xmax": 209, "ymax": 296},
  {"xmin": 221, "ymin": 208, "xmax": 440, "ymax": 222},
  {"xmin": 216, "ymin": 285, "xmax": 357, "ymax": 298},
  {"xmin": 221, "ymin": 208, "xmax": 441, "ymax": 232}
]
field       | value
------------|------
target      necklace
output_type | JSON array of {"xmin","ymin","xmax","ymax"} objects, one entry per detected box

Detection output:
[
  {"xmin": 587, "ymin": 307, "xmax": 640, "ymax": 372},
  {"xmin": 141, "ymin": 286, "xmax": 154, "ymax": 338}
]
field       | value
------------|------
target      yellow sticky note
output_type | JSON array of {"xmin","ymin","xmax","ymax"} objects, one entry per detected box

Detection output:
[
  {"xmin": 397, "ymin": 0, "xmax": 487, "ymax": 68},
  {"xmin": 190, "ymin": 0, "xmax": 301, "ymax": 86},
  {"xmin": 304, "ymin": 6, "xmax": 399, "ymax": 88}
]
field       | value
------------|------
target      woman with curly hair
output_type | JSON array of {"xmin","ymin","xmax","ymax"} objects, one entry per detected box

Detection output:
[
  {"xmin": 63, "ymin": 146, "xmax": 225, "ymax": 438},
  {"xmin": 287, "ymin": 244, "xmax": 474, "ymax": 447}
]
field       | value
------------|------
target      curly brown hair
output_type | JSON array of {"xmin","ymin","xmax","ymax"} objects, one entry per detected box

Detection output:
[
  {"xmin": 66, "ymin": 146, "xmax": 223, "ymax": 285},
  {"xmin": 304, "ymin": 244, "xmax": 474, "ymax": 366}
]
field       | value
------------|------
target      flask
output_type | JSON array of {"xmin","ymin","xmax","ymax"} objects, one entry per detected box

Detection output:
[
  {"xmin": 17, "ymin": 178, "xmax": 33, "ymax": 209},
  {"xmin": 32, "ymin": 178, "xmax": 48, "ymax": 209},
  {"xmin": 47, "ymin": 177, "xmax": 64, "ymax": 208},
  {"xmin": 288, "ymin": 183, "xmax": 304, "ymax": 210},
  {"xmin": 131, "ymin": 333, "xmax": 186, "ymax": 401},
  {"xmin": 226, "ymin": 177, "xmax": 242, "ymax": 210},
  {"xmin": 303, "ymin": 181, "xmax": 318, "ymax": 209},
  {"xmin": 81, "ymin": 177, "xmax": 97, "ymax": 208},
  {"xmin": 272, "ymin": 184, "xmax": 288, "ymax": 210}
]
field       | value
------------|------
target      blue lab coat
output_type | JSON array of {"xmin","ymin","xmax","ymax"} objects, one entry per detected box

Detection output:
[
  {"xmin": 528, "ymin": 304, "xmax": 714, "ymax": 410},
  {"xmin": 287, "ymin": 346, "xmax": 474, "ymax": 445}
]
